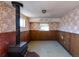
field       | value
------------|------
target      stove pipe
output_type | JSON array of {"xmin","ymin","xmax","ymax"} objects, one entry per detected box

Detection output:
[{"xmin": 12, "ymin": 1, "xmax": 23, "ymax": 45}]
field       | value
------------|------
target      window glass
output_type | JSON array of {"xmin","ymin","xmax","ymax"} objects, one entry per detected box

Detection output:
[
  {"xmin": 20, "ymin": 18, "xmax": 25, "ymax": 27},
  {"xmin": 39, "ymin": 23, "xmax": 49, "ymax": 31}
]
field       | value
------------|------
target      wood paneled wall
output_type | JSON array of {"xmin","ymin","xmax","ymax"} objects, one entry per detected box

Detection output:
[
  {"xmin": 58, "ymin": 31, "xmax": 79, "ymax": 57},
  {"xmin": 30, "ymin": 30, "xmax": 58, "ymax": 41},
  {"xmin": 70, "ymin": 33, "xmax": 79, "ymax": 57},
  {"xmin": 0, "ymin": 30, "xmax": 79, "ymax": 57},
  {"xmin": 20, "ymin": 31, "xmax": 30, "ymax": 42},
  {"xmin": 30, "ymin": 30, "xmax": 79, "ymax": 57}
]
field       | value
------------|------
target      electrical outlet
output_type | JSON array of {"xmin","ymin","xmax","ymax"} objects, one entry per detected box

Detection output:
[{"xmin": 61, "ymin": 35, "xmax": 63, "ymax": 40}]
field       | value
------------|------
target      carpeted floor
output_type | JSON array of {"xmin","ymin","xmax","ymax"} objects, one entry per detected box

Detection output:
[{"xmin": 28, "ymin": 41, "xmax": 72, "ymax": 57}]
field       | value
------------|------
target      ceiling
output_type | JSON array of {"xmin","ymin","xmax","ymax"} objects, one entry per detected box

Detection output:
[{"xmin": 5, "ymin": 1, "xmax": 79, "ymax": 18}]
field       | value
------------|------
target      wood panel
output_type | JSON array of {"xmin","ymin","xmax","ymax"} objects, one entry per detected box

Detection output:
[
  {"xmin": 57, "ymin": 31, "xmax": 64, "ymax": 45},
  {"xmin": 63, "ymin": 32, "xmax": 70, "ymax": 51},
  {"xmin": 20, "ymin": 31, "xmax": 30, "ymax": 42},
  {"xmin": 70, "ymin": 33, "xmax": 79, "ymax": 57},
  {"xmin": 30, "ymin": 30, "xmax": 57, "ymax": 41},
  {"xmin": 58, "ymin": 31, "xmax": 79, "ymax": 57}
]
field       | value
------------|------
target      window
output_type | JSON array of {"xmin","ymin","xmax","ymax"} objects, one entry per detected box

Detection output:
[
  {"xmin": 39, "ymin": 23, "xmax": 49, "ymax": 31},
  {"xmin": 20, "ymin": 18, "xmax": 25, "ymax": 27}
]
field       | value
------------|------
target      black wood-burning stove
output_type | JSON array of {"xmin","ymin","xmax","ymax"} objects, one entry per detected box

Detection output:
[{"xmin": 7, "ymin": 1, "xmax": 28, "ymax": 57}]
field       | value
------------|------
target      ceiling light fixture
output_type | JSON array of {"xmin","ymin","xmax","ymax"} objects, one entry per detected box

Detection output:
[{"xmin": 42, "ymin": 10, "xmax": 46, "ymax": 14}]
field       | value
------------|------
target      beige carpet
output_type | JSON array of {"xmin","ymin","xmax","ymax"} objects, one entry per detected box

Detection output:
[{"xmin": 28, "ymin": 41, "xmax": 72, "ymax": 57}]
